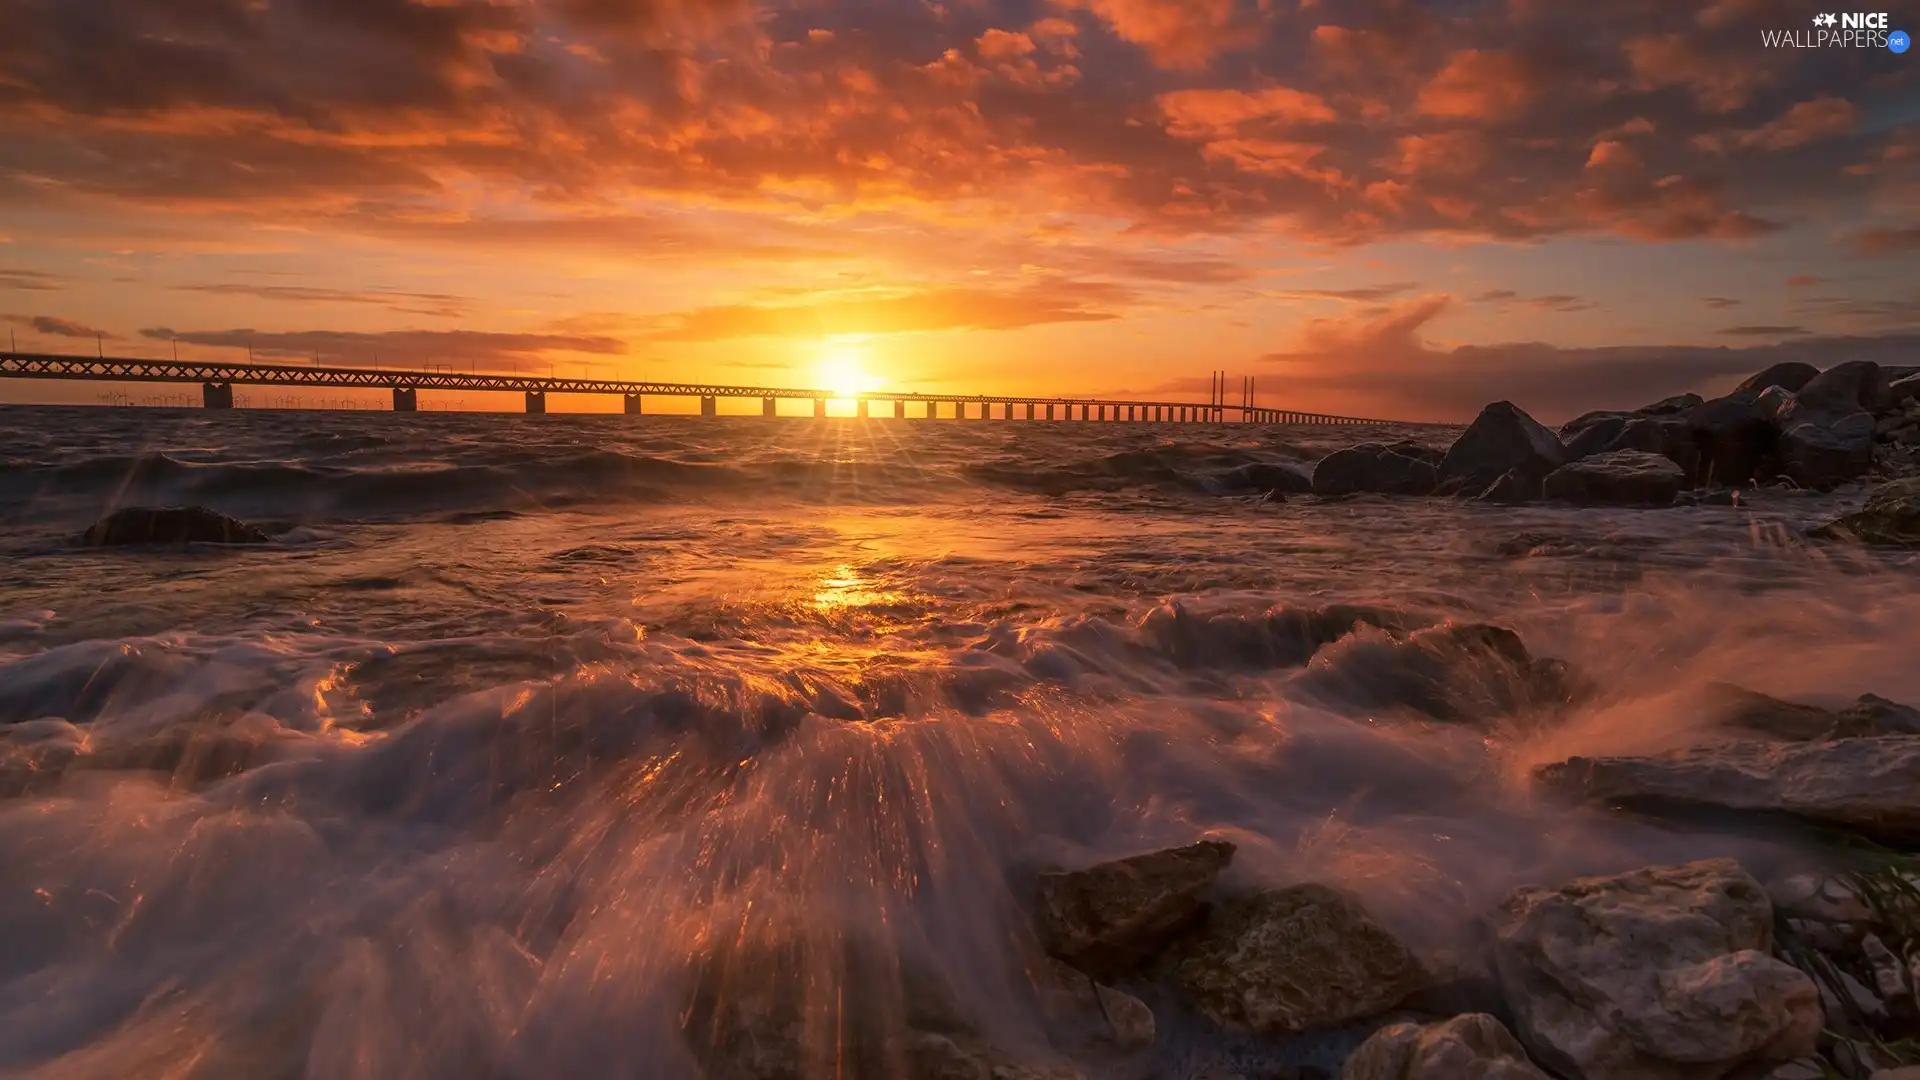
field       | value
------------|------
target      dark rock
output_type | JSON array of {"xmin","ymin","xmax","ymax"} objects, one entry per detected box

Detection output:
[
  {"xmin": 1542, "ymin": 450, "xmax": 1686, "ymax": 507},
  {"xmin": 1496, "ymin": 533, "xmax": 1581, "ymax": 557},
  {"xmin": 1296, "ymin": 622, "xmax": 1582, "ymax": 723},
  {"xmin": 1684, "ymin": 395, "xmax": 1778, "ymax": 487},
  {"xmin": 1312, "ymin": 444, "xmax": 1440, "ymax": 497},
  {"xmin": 1535, "ymin": 737, "xmax": 1920, "ymax": 846},
  {"xmin": 1344, "ymin": 1014, "xmax": 1552, "ymax": 1080},
  {"xmin": 1796, "ymin": 360, "xmax": 1892, "ymax": 417},
  {"xmin": 1220, "ymin": 462, "xmax": 1313, "ymax": 496},
  {"xmin": 1033, "ymin": 957, "xmax": 1155, "ymax": 1058},
  {"xmin": 1891, "ymin": 375, "xmax": 1920, "ymax": 408},
  {"xmin": 1735, "ymin": 362, "xmax": 1822, "ymax": 398},
  {"xmin": 1168, "ymin": 884, "xmax": 1426, "ymax": 1034},
  {"xmin": 1560, "ymin": 411, "xmax": 1632, "ymax": 443},
  {"xmin": 1439, "ymin": 402, "xmax": 1568, "ymax": 494},
  {"xmin": 1837, "ymin": 694, "xmax": 1920, "ymax": 737},
  {"xmin": 1479, "ymin": 467, "xmax": 1543, "ymax": 504},
  {"xmin": 1637, "ymin": 393, "xmax": 1705, "ymax": 416},
  {"xmin": 1612, "ymin": 417, "xmax": 1699, "ymax": 473},
  {"xmin": 1564, "ymin": 415, "xmax": 1631, "ymax": 459},
  {"xmin": 1775, "ymin": 410, "xmax": 1875, "ymax": 489},
  {"xmin": 79, "ymin": 506, "xmax": 271, "ymax": 546},
  {"xmin": 1810, "ymin": 478, "xmax": 1920, "ymax": 548},
  {"xmin": 1034, "ymin": 840, "xmax": 1235, "ymax": 979},
  {"xmin": 1701, "ymin": 683, "xmax": 1839, "ymax": 741}
]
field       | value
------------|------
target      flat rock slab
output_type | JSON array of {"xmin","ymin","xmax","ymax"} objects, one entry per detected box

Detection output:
[
  {"xmin": 1170, "ymin": 883, "xmax": 1425, "ymax": 1034},
  {"xmin": 1492, "ymin": 859, "xmax": 1821, "ymax": 1080},
  {"xmin": 1035, "ymin": 840, "xmax": 1234, "ymax": 979},
  {"xmin": 1543, "ymin": 450, "xmax": 1685, "ymax": 506},
  {"xmin": 1535, "ymin": 737, "xmax": 1920, "ymax": 844}
]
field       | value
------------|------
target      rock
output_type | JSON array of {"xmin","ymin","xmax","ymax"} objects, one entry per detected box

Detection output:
[
  {"xmin": 1342, "ymin": 1014, "xmax": 1552, "ymax": 1080},
  {"xmin": 1542, "ymin": 450, "xmax": 1686, "ymax": 507},
  {"xmin": 1535, "ymin": 737, "xmax": 1920, "ymax": 845},
  {"xmin": 0, "ymin": 719, "xmax": 85, "ymax": 798},
  {"xmin": 1222, "ymin": 462, "xmax": 1314, "ymax": 496},
  {"xmin": 1811, "ymin": 478, "xmax": 1920, "ymax": 548},
  {"xmin": 1863, "ymin": 934, "xmax": 1908, "ymax": 1003},
  {"xmin": 1564, "ymin": 415, "xmax": 1631, "ymax": 459},
  {"xmin": 78, "ymin": 506, "xmax": 272, "ymax": 546},
  {"xmin": 1495, "ymin": 532, "xmax": 1581, "ymax": 557},
  {"xmin": 1313, "ymin": 444, "xmax": 1441, "ymax": 497},
  {"xmin": 1170, "ymin": 883, "xmax": 1426, "ymax": 1034},
  {"xmin": 1891, "ymin": 374, "xmax": 1920, "ymax": 408},
  {"xmin": 1439, "ymin": 402, "xmax": 1568, "ymax": 495},
  {"xmin": 1764, "ymin": 1060, "xmax": 1829, "ymax": 1080},
  {"xmin": 1034, "ymin": 840, "xmax": 1234, "ymax": 979},
  {"xmin": 1639, "ymin": 393, "xmax": 1706, "ymax": 416},
  {"xmin": 1737, "ymin": 362, "xmax": 1823, "ymax": 398},
  {"xmin": 1033, "ymin": 958, "xmax": 1155, "ymax": 1057},
  {"xmin": 1478, "ymin": 467, "xmax": 1542, "ymax": 504},
  {"xmin": 1685, "ymin": 395, "xmax": 1777, "ymax": 487},
  {"xmin": 1298, "ymin": 622, "xmax": 1582, "ymax": 723},
  {"xmin": 1702, "ymin": 683, "xmax": 1840, "ymax": 740},
  {"xmin": 1838, "ymin": 694, "xmax": 1920, "ymax": 736},
  {"xmin": 1872, "ymin": 1066, "xmax": 1920, "ymax": 1080},
  {"xmin": 1776, "ymin": 411, "xmax": 1876, "ymax": 489},
  {"xmin": 1798, "ymin": 361, "xmax": 1893, "ymax": 417},
  {"xmin": 1491, "ymin": 859, "xmax": 1823, "ymax": 1080},
  {"xmin": 1561, "ymin": 410, "xmax": 1632, "ymax": 441}
]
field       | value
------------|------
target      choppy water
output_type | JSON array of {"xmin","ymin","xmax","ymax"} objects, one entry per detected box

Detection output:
[{"xmin": 1, "ymin": 406, "xmax": 1917, "ymax": 1079}]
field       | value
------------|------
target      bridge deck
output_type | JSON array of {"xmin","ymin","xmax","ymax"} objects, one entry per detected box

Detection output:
[{"xmin": 1, "ymin": 351, "xmax": 1405, "ymax": 426}]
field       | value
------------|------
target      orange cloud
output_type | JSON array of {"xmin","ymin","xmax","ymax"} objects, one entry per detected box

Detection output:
[
  {"xmin": 1737, "ymin": 97, "xmax": 1857, "ymax": 151},
  {"xmin": 643, "ymin": 281, "xmax": 1134, "ymax": 342},
  {"xmin": 1051, "ymin": 0, "xmax": 1265, "ymax": 69},
  {"xmin": 1415, "ymin": 50, "xmax": 1539, "ymax": 119}
]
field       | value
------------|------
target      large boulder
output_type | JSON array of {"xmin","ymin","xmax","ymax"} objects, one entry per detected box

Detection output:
[
  {"xmin": 1684, "ymin": 395, "xmax": 1776, "ymax": 487},
  {"xmin": 1542, "ymin": 451, "xmax": 1686, "ymax": 507},
  {"xmin": 1033, "ymin": 958, "xmax": 1155, "ymax": 1058},
  {"xmin": 1735, "ymin": 362, "xmax": 1822, "ymax": 398},
  {"xmin": 1295, "ymin": 622, "xmax": 1589, "ymax": 724},
  {"xmin": 1796, "ymin": 360, "xmax": 1892, "ymax": 417},
  {"xmin": 1535, "ymin": 737, "xmax": 1920, "ymax": 845},
  {"xmin": 1343, "ymin": 1013, "xmax": 1552, "ymax": 1080},
  {"xmin": 1637, "ymin": 392, "xmax": 1705, "ymax": 416},
  {"xmin": 1891, "ymin": 374, "xmax": 1920, "ymax": 408},
  {"xmin": 1439, "ymin": 402, "xmax": 1568, "ymax": 494},
  {"xmin": 1033, "ymin": 840, "xmax": 1234, "ymax": 979},
  {"xmin": 1774, "ymin": 410, "xmax": 1876, "ymax": 489},
  {"xmin": 1700, "ymin": 683, "xmax": 1842, "ymax": 740},
  {"xmin": 1313, "ymin": 444, "xmax": 1441, "ymax": 497},
  {"xmin": 78, "ymin": 506, "xmax": 271, "ymax": 546},
  {"xmin": 1563, "ymin": 415, "xmax": 1630, "ymax": 460},
  {"xmin": 1811, "ymin": 478, "xmax": 1920, "ymax": 548},
  {"xmin": 1170, "ymin": 884, "xmax": 1426, "ymax": 1034},
  {"xmin": 1491, "ymin": 859, "xmax": 1823, "ymax": 1080}
]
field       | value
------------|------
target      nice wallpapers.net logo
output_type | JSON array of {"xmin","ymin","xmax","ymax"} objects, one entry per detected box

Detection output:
[{"xmin": 1762, "ymin": 11, "xmax": 1910, "ymax": 49}]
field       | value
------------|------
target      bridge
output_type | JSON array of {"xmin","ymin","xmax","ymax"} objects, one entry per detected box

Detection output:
[{"xmin": 0, "ymin": 351, "xmax": 1401, "ymax": 426}]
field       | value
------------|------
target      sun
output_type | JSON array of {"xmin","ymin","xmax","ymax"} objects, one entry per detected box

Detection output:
[{"xmin": 815, "ymin": 340, "xmax": 882, "ymax": 399}]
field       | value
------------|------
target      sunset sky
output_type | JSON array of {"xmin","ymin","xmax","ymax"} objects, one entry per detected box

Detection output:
[{"xmin": 1, "ymin": 0, "xmax": 1916, "ymax": 421}]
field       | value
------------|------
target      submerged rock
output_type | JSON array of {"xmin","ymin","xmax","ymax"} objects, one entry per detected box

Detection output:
[
  {"xmin": 1342, "ymin": 1013, "xmax": 1551, "ymax": 1080},
  {"xmin": 1034, "ymin": 840, "xmax": 1234, "ymax": 979},
  {"xmin": 1170, "ymin": 884, "xmax": 1425, "ymax": 1034},
  {"xmin": 1034, "ymin": 958, "xmax": 1155, "ymax": 1057},
  {"xmin": 1439, "ymin": 402, "xmax": 1568, "ymax": 495},
  {"xmin": 79, "ymin": 506, "xmax": 271, "ymax": 546},
  {"xmin": 1811, "ymin": 478, "xmax": 1920, "ymax": 548},
  {"xmin": 1491, "ymin": 859, "xmax": 1822, "ymax": 1080},
  {"xmin": 1702, "ymin": 682, "xmax": 1843, "ymax": 741},
  {"xmin": 1542, "ymin": 450, "xmax": 1686, "ymax": 506},
  {"xmin": 1535, "ymin": 737, "xmax": 1920, "ymax": 845},
  {"xmin": 1220, "ymin": 461, "xmax": 1314, "ymax": 496},
  {"xmin": 1312, "ymin": 444, "xmax": 1441, "ymax": 497}
]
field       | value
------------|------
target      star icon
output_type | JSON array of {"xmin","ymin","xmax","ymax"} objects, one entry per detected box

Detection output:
[{"xmin": 1817, "ymin": 13, "xmax": 1838, "ymax": 26}]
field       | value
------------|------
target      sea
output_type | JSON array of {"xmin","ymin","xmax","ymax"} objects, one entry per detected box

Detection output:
[{"xmin": 0, "ymin": 405, "xmax": 1917, "ymax": 1079}]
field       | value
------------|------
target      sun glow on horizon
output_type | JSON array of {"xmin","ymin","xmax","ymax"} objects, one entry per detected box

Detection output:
[{"xmin": 815, "ymin": 338, "xmax": 883, "ymax": 399}]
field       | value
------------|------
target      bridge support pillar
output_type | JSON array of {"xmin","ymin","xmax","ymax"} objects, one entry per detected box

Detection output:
[
  {"xmin": 1025, "ymin": 403, "xmax": 1035, "ymax": 420},
  {"xmin": 1003, "ymin": 402, "xmax": 1013, "ymax": 420},
  {"xmin": 701, "ymin": 396, "xmax": 718, "ymax": 418},
  {"xmin": 1044, "ymin": 404, "xmax": 1054, "ymax": 421},
  {"xmin": 856, "ymin": 399, "xmax": 868, "ymax": 419},
  {"xmin": 202, "ymin": 383, "xmax": 234, "ymax": 410},
  {"xmin": 763, "ymin": 397, "xmax": 777, "ymax": 417},
  {"xmin": 895, "ymin": 400, "xmax": 906, "ymax": 419},
  {"xmin": 978, "ymin": 402, "xmax": 990, "ymax": 420},
  {"xmin": 525, "ymin": 390, "xmax": 546, "ymax": 414},
  {"xmin": 814, "ymin": 398, "xmax": 827, "ymax": 419},
  {"xmin": 624, "ymin": 393, "xmax": 643, "ymax": 415},
  {"xmin": 391, "ymin": 387, "xmax": 418, "ymax": 412},
  {"xmin": 926, "ymin": 400, "xmax": 939, "ymax": 419}
]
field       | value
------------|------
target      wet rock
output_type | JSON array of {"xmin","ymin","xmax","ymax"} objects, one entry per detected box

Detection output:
[
  {"xmin": 1811, "ymin": 478, "xmax": 1920, "ymax": 548},
  {"xmin": 1639, "ymin": 392, "xmax": 1706, "ymax": 416},
  {"xmin": 1863, "ymin": 934, "xmax": 1908, "ymax": 1004},
  {"xmin": 1891, "ymin": 375, "xmax": 1920, "ymax": 408},
  {"xmin": 78, "ymin": 506, "xmax": 271, "ymax": 546},
  {"xmin": 1564, "ymin": 415, "xmax": 1630, "ymax": 459},
  {"xmin": 1871, "ymin": 1067, "xmax": 1920, "ymax": 1080},
  {"xmin": 1534, "ymin": 737, "xmax": 1920, "ymax": 845},
  {"xmin": 1439, "ymin": 402, "xmax": 1569, "ymax": 495},
  {"xmin": 1685, "ymin": 395, "xmax": 1778, "ymax": 487},
  {"xmin": 1170, "ymin": 884, "xmax": 1426, "ymax": 1034},
  {"xmin": 1299, "ymin": 622, "xmax": 1581, "ymax": 723},
  {"xmin": 1478, "ymin": 468, "xmax": 1542, "ymax": 505},
  {"xmin": 1495, "ymin": 532, "xmax": 1580, "ymax": 557},
  {"xmin": 1764, "ymin": 1059, "xmax": 1830, "ymax": 1080},
  {"xmin": 1342, "ymin": 1013, "xmax": 1551, "ymax": 1080},
  {"xmin": 1776, "ymin": 410, "xmax": 1876, "ymax": 489},
  {"xmin": 1838, "ymin": 695, "xmax": 1920, "ymax": 737},
  {"xmin": 1034, "ymin": 958, "xmax": 1155, "ymax": 1057},
  {"xmin": 1542, "ymin": 450, "xmax": 1686, "ymax": 506},
  {"xmin": 1221, "ymin": 462, "xmax": 1315, "ymax": 496},
  {"xmin": 1034, "ymin": 840, "xmax": 1235, "ymax": 979},
  {"xmin": 1702, "ymin": 682, "xmax": 1841, "ymax": 741},
  {"xmin": 1737, "ymin": 362, "xmax": 1823, "ymax": 398},
  {"xmin": 1312, "ymin": 444, "xmax": 1441, "ymax": 497},
  {"xmin": 1491, "ymin": 859, "xmax": 1822, "ymax": 1080},
  {"xmin": 1798, "ymin": 361, "xmax": 1893, "ymax": 417}
]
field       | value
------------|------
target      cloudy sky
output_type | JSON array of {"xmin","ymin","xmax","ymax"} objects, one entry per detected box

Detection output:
[{"xmin": 1, "ymin": 0, "xmax": 1915, "ymax": 420}]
